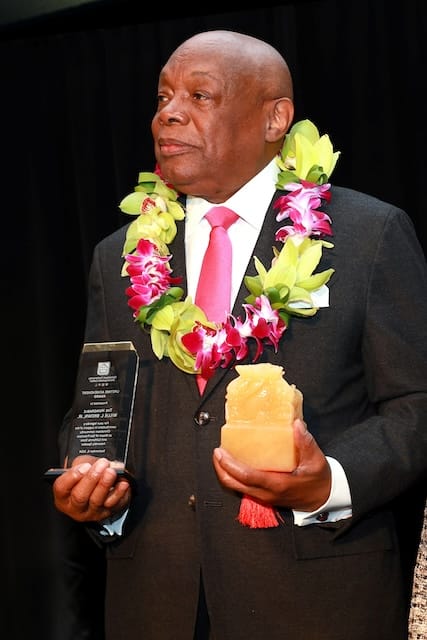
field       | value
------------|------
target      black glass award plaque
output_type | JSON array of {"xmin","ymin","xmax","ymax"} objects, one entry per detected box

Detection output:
[{"xmin": 44, "ymin": 341, "xmax": 138, "ymax": 484}]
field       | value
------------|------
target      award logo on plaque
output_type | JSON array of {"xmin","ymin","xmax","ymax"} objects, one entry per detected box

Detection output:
[{"xmin": 44, "ymin": 341, "xmax": 139, "ymax": 484}]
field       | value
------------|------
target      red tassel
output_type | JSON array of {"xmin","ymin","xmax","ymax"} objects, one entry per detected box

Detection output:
[{"xmin": 237, "ymin": 495, "xmax": 279, "ymax": 528}]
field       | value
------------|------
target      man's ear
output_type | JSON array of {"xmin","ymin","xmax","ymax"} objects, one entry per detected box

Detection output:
[{"xmin": 265, "ymin": 97, "xmax": 294, "ymax": 142}]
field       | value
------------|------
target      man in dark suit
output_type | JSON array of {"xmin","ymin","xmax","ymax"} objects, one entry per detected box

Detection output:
[{"xmin": 52, "ymin": 30, "xmax": 427, "ymax": 639}]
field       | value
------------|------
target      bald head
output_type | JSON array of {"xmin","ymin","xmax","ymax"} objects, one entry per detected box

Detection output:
[
  {"xmin": 152, "ymin": 30, "xmax": 295, "ymax": 201},
  {"xmin": 172, "ymin": 30, "xmax": 293, "ymax": 103}
]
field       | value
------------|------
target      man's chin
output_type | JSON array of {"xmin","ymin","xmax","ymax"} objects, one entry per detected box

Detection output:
[{"xmin": 160, "ymin": 166, "xmax": 199, "ymax": 194}]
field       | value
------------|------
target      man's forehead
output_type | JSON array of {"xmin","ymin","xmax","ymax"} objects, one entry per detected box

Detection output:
[{"xmin": 159, "ymin": 57, "xmax": 230, "ymax": 87}]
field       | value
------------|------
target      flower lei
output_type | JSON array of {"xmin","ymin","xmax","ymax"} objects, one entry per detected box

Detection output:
[{"xmin": 119, "ymin": 119, "xmax": 340, "ymax": 380}]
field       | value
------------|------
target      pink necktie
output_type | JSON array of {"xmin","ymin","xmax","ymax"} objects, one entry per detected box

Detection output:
[{"xmin": 195, "ymin": 206, "xmax": 239, "ymax": 394}]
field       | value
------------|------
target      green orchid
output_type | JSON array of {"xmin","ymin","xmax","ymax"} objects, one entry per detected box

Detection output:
[
  {"xmin": 119, "ymin": 170, "xmax": 185, "ymax": 273},
  {"xmin": 122, "ymin": 209, "xmax": 178, "ymax": 257},
  {"xmin": 134, "ymin": 286, "xmax": 184, "ymax": 326},
  {"xmin": 276, "ymin": 119, "xmax": 341, "ymax": 188},
  {"xmin": 150, "ymin": 296, "xmax": 210, "ymax": 373},
  {"xmin": 244, "ymin": 237, "xmax": 335, "ymax": 318},
  {"xmin": 126, "ymin": 171, "xmax": 182, "ymax": 204}
]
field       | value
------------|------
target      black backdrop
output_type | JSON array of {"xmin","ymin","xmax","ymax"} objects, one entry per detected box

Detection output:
[{"xmin": 2, "ymin": 1, "xmax": 426, "ymax": 638}]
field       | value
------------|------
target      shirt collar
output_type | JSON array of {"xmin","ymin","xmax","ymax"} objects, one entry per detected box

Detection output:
[{"xmin": 186, "ymin": 158, "xmax": 279, "ymax": 231}]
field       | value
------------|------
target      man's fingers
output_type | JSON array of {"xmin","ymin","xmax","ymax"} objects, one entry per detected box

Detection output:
[{"xmin": 53, "ymin": 457, "xmax": 131, "ymax": 521}]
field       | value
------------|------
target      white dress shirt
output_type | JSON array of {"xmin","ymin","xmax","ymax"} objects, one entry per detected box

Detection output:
[{"xmin": 185, "ymin": 160, "xmax": 276, "ymax": 305}]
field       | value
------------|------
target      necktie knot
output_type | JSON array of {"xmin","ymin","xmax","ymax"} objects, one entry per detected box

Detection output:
[{"xmin": 205, "ymin": 206, "xmax": 239, "ymax": 231}]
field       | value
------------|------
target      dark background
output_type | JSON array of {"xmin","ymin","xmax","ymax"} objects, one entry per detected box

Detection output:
[{"xmin": 2, "ymin": 1, "xmax": 426, "ymax": 638}]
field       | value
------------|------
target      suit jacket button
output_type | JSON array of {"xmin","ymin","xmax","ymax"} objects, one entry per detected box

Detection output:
[
  {"xmin": 188, "ymin": 494, "xmax": 196, "ymax": 510},
  {"xmin": 316, "ymin": 512, "xmax": 329, "ymax": 522},
  {"xmin": 194, "ymin": 410, "xmax": 210, "ymax": 426}
]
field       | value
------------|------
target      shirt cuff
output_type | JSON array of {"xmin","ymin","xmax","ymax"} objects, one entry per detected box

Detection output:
[
  {"xmin": 99, "ymin": 509, "xmax": 128, "ymax": 536},
  {"xmin": 292, "ymin": 456, "xmax": 352, "ymax": 526}
]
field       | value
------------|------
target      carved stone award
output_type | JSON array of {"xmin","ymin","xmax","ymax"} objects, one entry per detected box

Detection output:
[{"xmin": 44, "ymin": 341, "xmax": 138, "ymax": 484}]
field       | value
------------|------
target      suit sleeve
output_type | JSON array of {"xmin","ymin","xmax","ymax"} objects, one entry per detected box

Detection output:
[{"xmin": 325, "ymin": 207, "xmax": 427, "ymax": 520}]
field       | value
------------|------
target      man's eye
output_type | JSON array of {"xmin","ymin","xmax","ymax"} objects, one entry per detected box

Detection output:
[{"xmin": 193, "ymin": 92, "xmax": 208, "ymax": 101}]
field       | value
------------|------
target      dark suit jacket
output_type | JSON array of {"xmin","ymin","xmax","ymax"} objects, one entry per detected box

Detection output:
[{"xmin": 60, "ymin": 186, "xmax": 427, "ymax": 640}]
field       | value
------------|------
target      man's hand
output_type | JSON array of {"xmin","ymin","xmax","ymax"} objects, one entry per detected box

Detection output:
[
  {"xmin": 52, "ymin": 457, "xmax": 131, "ymax": 522},
  {"xmin": 212, "ymin": 418, "xmax": 331, "ymax": 512}
]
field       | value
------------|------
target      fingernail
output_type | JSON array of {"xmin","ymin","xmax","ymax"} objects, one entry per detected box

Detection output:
[
  {"xmin": 76, "ymin": 462, "xmax": 91, "ymax": 474},
  {"xmin": 94, "ymin": 458, "xmax": 109, "ymax": 472}
]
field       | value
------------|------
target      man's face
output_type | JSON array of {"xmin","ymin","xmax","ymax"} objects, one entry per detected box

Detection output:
[{"xmin": 151, "ymin": 46, "xmax": 269, "ymax": 202}]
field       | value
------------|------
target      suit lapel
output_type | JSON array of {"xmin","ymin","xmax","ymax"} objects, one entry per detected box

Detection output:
[{"xmin": 233, "ymin": 190, "xmax": 280, "ymax": 314}]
